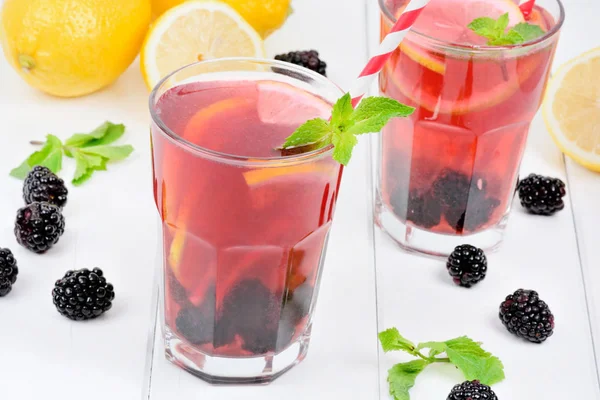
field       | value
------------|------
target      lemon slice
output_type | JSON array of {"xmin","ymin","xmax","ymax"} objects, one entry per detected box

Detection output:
[
  {"xmin": 141, "ymin": 0, "xmax": 265, "ymax": 89},
  {"xmin": 243, "ymin": 164, "xmax": 336, "ymax": 187},
  {"xmin": 543, "ymin": 47, "xmax": 600, "ymax": 172}
]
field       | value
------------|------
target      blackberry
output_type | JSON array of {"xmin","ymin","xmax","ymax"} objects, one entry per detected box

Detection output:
[
  {"xmin": 52, "ymin": 268, "xmax": 115, "ymax": 321},
  {"xmin": 175, "ymin": 285, "xmax": 215, "ymax": 345},
  {"xmin": 23, "ymin": 166, "xmax": 68, "ymax": 208},
  {"xmin": 0, "ymin": 248, "xmax": 18, "ymax": 297},
  {"xmin": 518, "ymin": 173, "xmax": 566, "ymax": 215},
  {"xmin": 447, "ymin": 380, "xmax": 498, "ymax": 400},
  {"xmin": 217, "ymin": 280, "xmax": 279, "ymax": 354},
  {"xmin": 275, "ymin": 50, "xmax": 327, "ymax": 76},
  {"xmin": 15, "ymin": 202, "xmax": 65, "ymax": 253},
  {"xmin": 277, "ymin": 283, "xmax": 314, "ymax": 351},
  {"xmin": 433, "ymin": 169, "xmax": 471, "ymax": 209},
  {"xmin": 447, "ymin": 245, "xmax": 487, "ymax": 288},
  {"xmin": 499, "ymin": 289, "xmax": 554, "ymax": 343},
  {"xmin": 391, "ymin": 188, "xmax": 442, "ymax": 229}
]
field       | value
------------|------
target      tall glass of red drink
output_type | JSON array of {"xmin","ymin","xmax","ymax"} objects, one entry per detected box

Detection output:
[
  {"xmin": 149, "ymin": 59, "xmax": 344, "ymax": 383},
  {"xmin": 376, "ymin": 0, "xmax": 564, "ymax": 256}
]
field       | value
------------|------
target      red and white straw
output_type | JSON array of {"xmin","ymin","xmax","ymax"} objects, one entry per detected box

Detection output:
[
  {"xmin": 349, "ymin": 0, "xmax": 431, "ymax": 107},
  {"xmin": 519, "ymin": 0, "xmax": 536, "ymax": 19}
]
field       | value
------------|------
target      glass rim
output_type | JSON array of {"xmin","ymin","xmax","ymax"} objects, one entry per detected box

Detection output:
[
  {"xmin": 149, "ymin": 57, "xmax": 344, "ymax": 166},
  {"xmin": 378, "ymin": 0, "xmax": 565, "ymax": 53}
]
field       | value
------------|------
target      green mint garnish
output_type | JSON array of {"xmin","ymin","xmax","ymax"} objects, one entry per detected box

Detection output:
[
  {"xmin": 10, "ymin": 121, "xmax": 134, "ymax": 185},
  {"xmin": 281, "ymin": 93, "xmax": 414, "ymax": 165},
  {"xmin": 468, "ymin": 13, "xmax": 545, "ymax": 45},
  {"xmin": 379, "ymin": 328, "xmax": 505, "ymax": 400}
]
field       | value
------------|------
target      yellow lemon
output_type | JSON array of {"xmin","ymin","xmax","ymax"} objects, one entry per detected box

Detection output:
[
  {"xmin": 140, "ymin": 0, "xmax": 264, "ymax": 90},
  {"xmin": 0, "ymin": 0, "xmax": 151, "ymax": 98},
  {"xmin": 543, "ymin": 47, "xmax": 600, "ymax": 172},
  {"xmin": 151, "ymin": 0, "xmax": 291, "ymax": 38}
]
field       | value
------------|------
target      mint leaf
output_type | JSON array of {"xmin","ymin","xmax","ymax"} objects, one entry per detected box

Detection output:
[
  {"xmin": 280, "ymin": 94, "xmax": 412, "ymax": 165},
  {"xmin": 379, "ymin": 328, "xmax": 416, "ymax": 353},
  {"xmin": 331, "ymin": 131, "xmax": 357, "ymax": 165},
  {"xmin": 387, "ymin": 360, "xmax": 428, "ymax": 400},
  {"xmin": 79, "ymin": 145, "xmax": 134, "ymax": 160},
  {"xmin": 72, "ymin": 150, "xmax": 107, "ymax": 186},
  {"xmin": 330, "ymin": 93, "xmax": 354, "ymax": 132},
  {"xmin": 282, "ymin": 118, "xmax": 333, "ymax": 148},
  {"xmin": 10, "ymin": 134, "xmax": 63, "ymax": 179},
  {"xmin": 65, "ymin": 122, "xmax": 124, "ymax": 148},
  {"xmin": 467, "ymin": 17, "xmax": 497, "ymax": 38},
  {"xmin": 444, "ymin": 337, "xmax": 505, "ymax": 386},
  {"xmin": 347, "ymin": 97, "xmax": 414, "ymax": 135},
  {"xmin": 468, "ymin": 14, "xmax": 545, "ymax": 45},
  {"xmin": 512, "ymin": 22, "xmax": 545, "ymax": 42},
  {"xmin": 379, "ymin": 328, "xmax": 506, "ymax": 400},
  {"xmin": 494, "ymin": 13, "xmax": 510, "ymax": 37}
]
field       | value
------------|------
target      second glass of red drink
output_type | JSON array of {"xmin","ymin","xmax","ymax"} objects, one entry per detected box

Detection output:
[{"xmin": 376, "ymin": 0, "xmax": 564, "ymax": 256}]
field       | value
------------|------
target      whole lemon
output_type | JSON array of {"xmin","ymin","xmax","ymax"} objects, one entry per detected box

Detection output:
[
  {"xmin": 151, "ymin": 0, "xmax": 291, "ymax": 38},
  {"xmin": 0, "ymin": 0, "xmax": 152, "ymax": 97}
]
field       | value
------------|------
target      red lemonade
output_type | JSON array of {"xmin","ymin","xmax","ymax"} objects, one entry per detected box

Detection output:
[
  {"xmin": 150, "ymin": 64, "xmax": 343, "ymax": 382},
  {"xmin": 377, "ymin": 0, "xmax": 562, "ymax": 254}
]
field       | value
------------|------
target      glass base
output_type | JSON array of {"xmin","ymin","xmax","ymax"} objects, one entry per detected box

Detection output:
[
  {"xmin": 375, "ymin": 199, "xmax": 508, "ymax": 258},
  {"xmin": 164, "ymin": 325, "xmax": 312, "ymax": 384}
]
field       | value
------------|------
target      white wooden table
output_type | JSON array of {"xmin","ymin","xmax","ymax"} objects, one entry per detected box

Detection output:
[{"xmin": 0, "ymin": 0, "xmax": 598, "ymax": 399}]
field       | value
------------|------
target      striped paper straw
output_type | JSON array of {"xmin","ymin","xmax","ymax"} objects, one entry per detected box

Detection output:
[{"xmin": 349, "ymin": 0, "xmax": 431, "ymax": 107}]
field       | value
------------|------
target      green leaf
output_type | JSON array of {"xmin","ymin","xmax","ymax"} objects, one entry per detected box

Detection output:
[
  {"xmin": 347, "ymin": 97, "xmax": 414, "ymax": 135},
  {"xmin": 494, "ymin": 13, "xmax": 510, "ymax": 36},
  {"xmin": 467, "ymin": 17, "xmax": 497, "ymax": 38},
  {"xmin": 10, "ymin": 134, "xmax": 63, "ymax": 179},
  {"xmin": 512, "ymin": 22, "xmax": 545, "ymax": 42},
  {"xmin": 416, "ymin": 341, "xmax": 447, "ymax": 353},
  {"xmin": 469, "ymin": 14, "xmax": 545, "ymax": 46},
  {"xmin": 282, "ymin": 118, "xmax": 333, "ymax": 148},
  {"xmin": 65, "ymin": 122, "xmax": 125, "ymax": 148},
  {"xmin": 444, "ymin": 337, "xmax": 505, "ymax": 385},
  {"xmin": 72, "ymin": 150, "xmax": 107, "ymax": 186},
  {"xmin": 379, "ymin": 328, "xmax": 416, "ymax": 353},
  {"xmin": 330, "ymin": 93, "xmax": 354, "ymax": 132},
  {"xmin": 331, "ymin": 131, "xmax": 357, "ymax": 166},
  {"xmin": 10, "ymin": 160, "xmax": 32, "ymax": 179},
  {"xmin": 387, "ymin": 360, "xmax": 428, "ymax": 400},
  {"xmin": 79, "ymin": 145, "xmax": 134, "ymax": 161}
]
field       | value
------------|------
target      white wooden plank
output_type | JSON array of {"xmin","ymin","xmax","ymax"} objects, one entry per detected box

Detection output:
[
  {"xmin": 147, "ymin": 0, "xmax": 381, "ymax": 398},
  {"xmin": 0, "ymin": 58, "xmax": 158, "ymax": 398},
  {"xmin": 367, "ymin": 0, "xmax": 600, "ymax": 398},
  {"xmin": 555, "ymin": 0, "xmax": 600, "ymax": 373}
]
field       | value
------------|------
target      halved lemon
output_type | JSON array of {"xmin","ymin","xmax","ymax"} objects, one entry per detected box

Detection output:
[
  {"xmin": 543, "ymin": 47, "xmax": 600, "ymax": 172},
  {"xmin": 141, "ymin": 0, "xmax": 265, "ymax": 90}
]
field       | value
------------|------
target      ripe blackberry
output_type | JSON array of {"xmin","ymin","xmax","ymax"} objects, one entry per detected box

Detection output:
[
  {"xmin": 23, "ymin": 166, "xmax": 68, "ymax": 208},
  {"xmin": 0, "ymin": 248, "xmax": 18, "ymax": 297},
  {"xmin": 433, "ymin": 169, "xmax": 471, "ymax": 209},
  {"xmin": 447, "ymin": 380, "xmax": 498, "ymax": 400},
  {"xmin": 499, "ymin": 289, "xmax": 554, "ymax": 343},
  {"xmin": 52, "ymin": 268, "xmax": 115, "ymax": 321},
  {"xmin": 447, "ymin": 245, "xmax": 487, "ymax": 288},
  {"xmin": 391, "ymin": 188, "xmax": 442, "ymax": 229},
  {"xmin": 15, "ymin": 202, "xmax": 65, "ymax": 253},
  {"xmin": 518, "ymin": 173, "xmax": 566, "ymax": 215},
  {"xmin": 217, "ymin": 280, "xmax": 279, "ymax": 354},
  {"xmin": 275, "ymin": 50, "xmax": 327, "ymax": 76},
  {"xmin": 175, "ymin": 286, "xmax": 216, "ymax": 345}
]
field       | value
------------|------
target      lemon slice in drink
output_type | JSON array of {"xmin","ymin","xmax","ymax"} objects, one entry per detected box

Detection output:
[
  {"xmin": 141, "ymin": 0, "xmax": 265, "ymax": 89},
  {"xmin": 543, "ymin": 47, "xmax": 600, "ymax": 172}
]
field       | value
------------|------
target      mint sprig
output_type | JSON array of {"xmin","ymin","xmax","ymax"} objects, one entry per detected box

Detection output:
[
  {"xmin": 379, "ymin": 328, "xmax": 505, "ymax": 400},
  {"xmin": 10, "ymin": 122, "xmax": 134, "ymax": 185},
  {"xmin": 468, "ymin": 13, "xmax": 545, "ymax": 45},
  {"xmin": 281, "ymin": 93, "xmax": 414, "ymax": 165}
]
